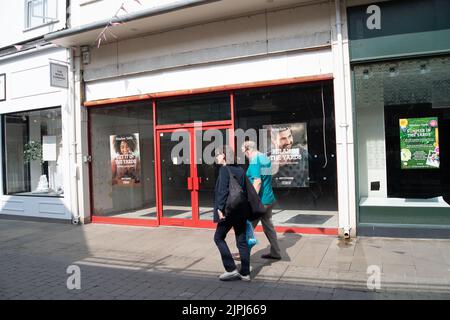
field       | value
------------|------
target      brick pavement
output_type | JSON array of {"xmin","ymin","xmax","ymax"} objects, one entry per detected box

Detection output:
[{"xmin": 1, "ymin": 218, "xmax": 450, "ymax": 300}]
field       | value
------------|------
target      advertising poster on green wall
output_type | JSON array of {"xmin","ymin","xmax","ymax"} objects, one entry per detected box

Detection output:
[{"xmin": 399, "ymin": 117, "xmax": 439, "ymax": 169}]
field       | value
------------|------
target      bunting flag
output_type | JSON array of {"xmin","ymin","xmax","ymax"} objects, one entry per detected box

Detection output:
[
  {"xmin": 94, "ymin": 0, "xmax": 143, "ymax": 48},
  {"xmin": 107, "ymin": 29, "xmax": 118, "ymax": 39},
  {"xmin": 14, "ymin": 45, "xmax": 23, "ymax": 51},
  {"xmin": 119, "ymin": 3, "xmax": 129, "ymax": 14}
]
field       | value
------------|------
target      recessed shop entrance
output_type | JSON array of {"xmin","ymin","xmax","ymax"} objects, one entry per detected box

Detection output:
[
  {"xmin": 156, "ymin": 124, "xmax": 233, "ymax": 228},
  {"xmin": 87, "ymin": 78, "xmax": 339, "ymax": 235}
]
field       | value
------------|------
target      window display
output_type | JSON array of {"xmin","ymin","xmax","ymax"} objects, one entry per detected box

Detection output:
[
  {"xmin": 235, "ymin": 82, "xmax": 338, "ymax": 228},
  {"xmin": 3, "ymin": 107, "xmax": 63, "ymax": 197},
  {"xmin": 90, "ymin": 102, "xmax": 156, "ymax": 219},
  {"xmin": 355, "ymin": 56, "xmax": 450, "ymax": 225}
]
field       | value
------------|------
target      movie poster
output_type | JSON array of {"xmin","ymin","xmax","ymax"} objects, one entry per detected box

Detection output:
[
  {"xmin": 263, "ymin": 123, "xmax": 309, "ymax": 188},
  {"xmin": 110, "ymin": 133, "xmax": 141, "ymax": 186},
  {"xmin": 400, "ymin": 117, "xmax": 439, "ymax": 169}
]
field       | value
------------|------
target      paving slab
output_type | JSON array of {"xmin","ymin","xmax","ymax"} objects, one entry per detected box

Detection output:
[{"xmin": 1, "ymin": 218, "xmax": 450, "ymax": 300}]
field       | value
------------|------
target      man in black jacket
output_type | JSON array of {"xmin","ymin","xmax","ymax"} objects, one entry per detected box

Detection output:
[{"xmin": 213, "ymin": 146, "xmax": 251, "ymax": 281}]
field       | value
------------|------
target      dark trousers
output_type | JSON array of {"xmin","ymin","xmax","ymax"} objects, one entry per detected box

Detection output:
[{"xmin": 214, "ymin": 217, "xmax": 250, "ymax": 276}]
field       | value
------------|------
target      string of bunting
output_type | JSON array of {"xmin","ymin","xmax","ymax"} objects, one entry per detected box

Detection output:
[{"xmin": 95, "ymin": 0, "xmax": 143, "ymax": 48}]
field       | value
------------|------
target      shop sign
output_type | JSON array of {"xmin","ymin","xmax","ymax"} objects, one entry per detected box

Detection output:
[
  {"xmin": 110, "ymin": 133, "xmax": 141, "ymax": 186},
  {"xmin": 50, "ymin": 63, "xmax": 68, "ymax": 88},
  {"xmin": 400, "ymin": 117, "xmax": 439, "ymax": 169},
  {"xmin": 263, "ymin": 122, "xmax": 309, "ymax": 188}
]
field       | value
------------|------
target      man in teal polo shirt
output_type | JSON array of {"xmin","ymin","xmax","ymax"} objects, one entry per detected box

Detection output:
[{"xmin": 242, "ymin": 141, "xmax": 281, "ymax": 260}]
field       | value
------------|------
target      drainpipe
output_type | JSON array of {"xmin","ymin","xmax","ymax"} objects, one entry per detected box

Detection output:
[
  {"xmin": 68, "ymin": 47, "xmax": 80, "ymax": 225},
  {"xmin": 335, "ymin": 0, "xmax": 351, "ymax": 239}
]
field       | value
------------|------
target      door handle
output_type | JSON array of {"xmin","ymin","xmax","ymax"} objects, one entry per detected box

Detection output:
[{"xmin": 193, "ymin": 177, "xmax": 200, "ymax": 191}]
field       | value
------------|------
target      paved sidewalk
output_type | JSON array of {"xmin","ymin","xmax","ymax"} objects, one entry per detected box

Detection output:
[{"xmin": 1, "ymin": 218, "xmax": 450, "ymax": 300}]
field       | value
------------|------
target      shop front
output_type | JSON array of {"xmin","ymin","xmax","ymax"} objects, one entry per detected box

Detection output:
[
  {"xmin": 43, "ymin": 0, "xmax": 357, "ymax": 235},
  {"xmin": 87, "ymin": 79, "xmax": 340, "ymax": 234},
  {"xmin": 348, "ymin": 0, "xmax": 450, "ymax": 237},
  {"xmin": 0, "ymin": 46, "xmax": 73, "ymax": 221}
]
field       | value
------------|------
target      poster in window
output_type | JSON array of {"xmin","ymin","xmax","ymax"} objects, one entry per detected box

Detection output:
[
  {"xmin": 399, "ymin": 117, "xmax": 439, "ymax": 169},
  {"xmin": 42, "ymin": 135, "xmax": 57, "ymax": 161},
  {"xmin": 263, "ymin": 123, "xmax": 309, "ymax": 188},
  {"xmin": 110, "ymin": 133, "xmax": 141, "ymax": 186}
]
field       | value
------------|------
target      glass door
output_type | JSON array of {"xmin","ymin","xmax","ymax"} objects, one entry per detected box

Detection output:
[
  {"xmin": 197, "ymin": 128, "xmax": 231, "ymax": 222},
  {"xmin": 158, "ymin": 129, "xmax": 194, "ymax": 224},
  {"xmin": 156, "ymin": 126, "xmax": 233, "ymax": 227}
]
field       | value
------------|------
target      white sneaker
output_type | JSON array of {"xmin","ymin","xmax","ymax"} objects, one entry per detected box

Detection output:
[
  {"xmin": 240, "ymin": 274, "xmax": 251, "ymax": 282},
  {"xmin": 219, "ymin": 269, "xmax": 240, "ymax": 281}
]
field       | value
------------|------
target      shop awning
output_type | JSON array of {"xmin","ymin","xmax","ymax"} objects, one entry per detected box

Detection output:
[{"xmin": 45, "ymin": 0, "xmax": 310, "ymax": 47}]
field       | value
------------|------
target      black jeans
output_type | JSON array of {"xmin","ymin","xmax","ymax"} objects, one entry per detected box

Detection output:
[{"xmin": 214, "ymin": 217, "xmax": 250, "ymax": 276}]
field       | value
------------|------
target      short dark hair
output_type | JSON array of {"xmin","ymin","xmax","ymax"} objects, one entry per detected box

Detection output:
[{"xmin": 215, "ymin": 145, "xmax": 236, "ymax": 164}]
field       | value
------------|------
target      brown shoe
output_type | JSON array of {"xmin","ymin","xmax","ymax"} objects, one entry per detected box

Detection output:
[{"xmin": 232, "ymin": 253, "xmax": 241, "ymax": 261}]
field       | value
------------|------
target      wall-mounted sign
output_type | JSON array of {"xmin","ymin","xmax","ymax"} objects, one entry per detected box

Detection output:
[
  {"xmin": 0, "ymin": 73, "xmax": 5, "ymax": 101},
  {"xmin": 400, "ymin": 117, "xmax": 439, "ymax": 169},
  {"xmin": 110, "ymin": 133, "xmax": 141, "ymax": 186},
  {"xmin": 49, "ymin": 63, "xmax": 68, "ymax": 88},
  {"xmin": 263, "ymin": 122, "xmax": 309, "ymax": 188}
]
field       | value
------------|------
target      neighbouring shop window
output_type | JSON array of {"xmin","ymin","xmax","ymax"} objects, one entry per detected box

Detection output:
[
  {"xmin": 90, "ymin": 102, "xmax": 156, "ymax": 219},
  {"xmin": 235, "ymin": 81, "xmax": 338, "ymax": 228},
  {"xmin": 156, "ymin": 93, "xmax": 231, "ymax": 125},
  {"xmin": 3, "ymin": 107, "xmax": 64, "ymax": 197},
  {"xmin": 355, "ymin": 56, "xmax": 450, "ymax": 225}
]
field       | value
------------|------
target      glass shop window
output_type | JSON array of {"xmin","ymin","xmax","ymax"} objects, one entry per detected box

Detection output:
[
  {"xmin": 3, "ymin": 107, "xmax": 64, "ymax": 197},
  {"xmin": 89, "ymin": 102, "xmax": 156, "ymax": 219},
  {"xmin": 355, "ymin": 57, "xmax": 450, "ymax": 203},
  {"xmin": 156, "ymin": 93, "xmax": 231, "ymax": 125},
  {"xmin": 234, "ymin": 81, "xmax": 338, "ymax": 228}
]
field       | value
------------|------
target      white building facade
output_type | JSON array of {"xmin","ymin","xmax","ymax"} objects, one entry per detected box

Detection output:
[
  {"xmin": 0, "ymin": 0, "xmax": 77, "ymax": 222},
  {"xmin": 2, "ymin": 0, "xmax": 448, "ymax": 238},
  {"xmin": 43, "ymin": 0, "xmax": 357, "ymax": 237}
]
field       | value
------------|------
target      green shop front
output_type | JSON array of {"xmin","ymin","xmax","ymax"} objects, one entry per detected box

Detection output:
[{"xmin": 348, "ymin": 0, "xmax": 450, "ymax": 237}]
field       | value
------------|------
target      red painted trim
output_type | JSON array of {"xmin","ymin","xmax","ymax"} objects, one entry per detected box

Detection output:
[
  {"xmin": 84, "ymin": 75, "xmax": 334, "ymax": 107},
  {"xmin": 155, "ymin": 123, "xmax": 233, "ymax": 227},
  {"xmin": 155, "ymin": 120, "xmax": 164, "ymax": 224},
  {"xmin": 153, "ymin": 101, "xmax": 161, "ymax": 227},
  {"xmin": 92, "ymin": 216, "xmax": 158, "ymax": 227},
  {"xmin": 91, "ymin": 215, "xmax": 337, "ymax": 235},
  {"xmin": 230, "ymin": 93, "xmax": 236, "ymax": 151},
  {"xmin": 190, "ymin": 128, "xmax": 199, "ymax": 223},
  {"xmin": 85, "ymin": 94, "xmax": 151, "ymax": 108},
  {"xmin": 155, "ymin": 120, "xmax": 233, "ymax": 131}
]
